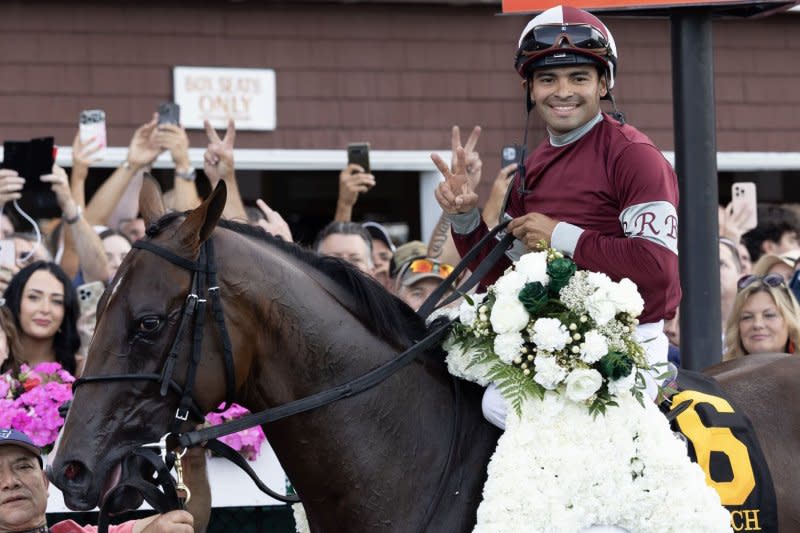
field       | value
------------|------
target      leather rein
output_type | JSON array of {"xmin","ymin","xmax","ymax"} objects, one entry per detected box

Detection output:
[{"xmin": 72, "ymin": 220, "xmax": 513, "ymax": 531}]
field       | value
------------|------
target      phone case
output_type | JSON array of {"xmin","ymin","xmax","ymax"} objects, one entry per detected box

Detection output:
[
  {"xmin": 347, "ymin": 143, "xmax": 370, "ymax": 173},
  {"xmin": 501, "ymin": 145, "xmax": 520, "ymax": 168},
  {"xmin": 79, "ymin": 110, "xmax": 107, "ymax": 159},
  {"xmin": 158, "ymin": 102, "xmax": 181, "ymax": 125},
  {"xmin": 77, "ymin": 281, "xmax": 105, "ymax": 316},
  {"xmin": 0, "ymin": 239, "xmax": 15, "ymax": 267},
  {"xmin": 731, "ymin": 182, "xmax": 758, "ymax": 233}
]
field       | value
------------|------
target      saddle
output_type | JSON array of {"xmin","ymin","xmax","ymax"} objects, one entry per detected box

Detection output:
[{"xmin": 663, "ymin": 369, "xmax": 777, "ymax": 532}]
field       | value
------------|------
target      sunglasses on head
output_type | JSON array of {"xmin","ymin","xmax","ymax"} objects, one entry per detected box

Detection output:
[
  {"xmin": 521, "ymin": 24, "xmax": 610, "ymax": 56},
  {"xmin": 407, "ymin": 258, "xmax": 454, "ymax": 279},
  {"xmin": 737, "ymin": 274, "xmax": 785, "ymax": 292}
]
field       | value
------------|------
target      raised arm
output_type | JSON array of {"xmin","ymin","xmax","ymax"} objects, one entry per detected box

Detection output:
[
  {"xmin": 203, "ymin": 119, "xmax": 246, "ymax": 221},
  {"xmin": 156, "ymin": 123, "xmax": 201, "ymax": 212},
  {"xmin": 333, "ymin": 163, "xmax": 375, "ymax": 222}
]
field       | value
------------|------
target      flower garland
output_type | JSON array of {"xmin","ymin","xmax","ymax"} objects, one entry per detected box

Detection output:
[
  {"xmin": 205, "ymin": 403, "xmax": 267, "ymax": 461},
  {"xmin": 0, "ymin": 362, "xmax": 74, "ymax": 452},
  {"xmin": 445, "ymin": 250, "xmax": 731, "ymax": 532}
]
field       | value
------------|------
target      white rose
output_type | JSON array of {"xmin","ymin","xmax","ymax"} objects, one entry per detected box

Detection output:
[
  {"xmin": 580, "ymin": 330, "xmax": 609, "ymax": 364},
  {"xmin": 515, "ymin": 251, "xmax": 549, "ymax": 284},
  {"xmin": 606, "ymin": 369, "xmax": 637, "ymax": 396},
  {"xmin": 458, "ymin": 300, "xmax": 478, "ymax": 327},
  {"xmin": 489, "ymin": 297, "xmax": 530, "ymax": 334},
  {"xmin": 585, "ymin": 289, "xmax": 617, "ymax": 325},
  {"xmin": 586, "ymin": 271, "xmax": 613, "ymax": 290},
  {"xmin": 610, "ymin": 278, "xmax": 645, "ymax": 317},
  {"xmin": 530, "ymin": 317, "xmax": 571, "ymax": 352},
  {"xmin": 494, "ymin": 331, "xmax": 524, "ymax": 364},
  {"xmin": 493, "ymin": 270, "xmax": 527, "ymax": 300},
  {"xmin": 533, "ymin": 355, "xmax": 567, "ymax": 390},
  {"xmin": 564, "ymin": 368, "xmax": 603, "ymax": 402}
]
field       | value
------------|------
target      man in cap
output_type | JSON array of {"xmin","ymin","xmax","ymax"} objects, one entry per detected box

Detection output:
[
  {"xmin": 392, "ymin": 241, "xmax": 455, "ymax": 311},
  {"xmin": 0, "ymin": 429, "xmax": 208, "ymax": 533},
  {"xmin": 362, "ymin": 222, "xmax": 396, "ymax": 290},
  {"xmin": 432, "ymin": 5, "xmax": 680, "ymax": 426}
]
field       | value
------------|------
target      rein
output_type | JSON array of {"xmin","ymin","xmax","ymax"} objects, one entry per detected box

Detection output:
[{"xmin": 74, "ymin": 220, "xmax": 513, "ymax": 531}]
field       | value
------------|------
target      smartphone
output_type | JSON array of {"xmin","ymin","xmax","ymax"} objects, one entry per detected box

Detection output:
[
  {"xmin": 77, "ymin": 281, "xmax": 106, "ymax": 316},
  {"xmin": 157, "ymin": 102, "xmax": 181, "ymax": 125},
  {"xmin": 2, "ymin": 137, "xmax": 60, "ymax": 219},
  {"xmin": 731, "ymin": 182, "xmax": 758, "ymax": 233},
  {"xmin": 347, "ymin": 142, "xmax": 370, "ymax": 173},
  {"xmin": 0, "ymin": 239, "xmax": 15, "ymax": 268},
  {"xmin": 79, "ymin": 109, "xmax": 107, "ymax": 160},
  {"xmin": 790, "ymin": 270, "xmax": 800, "ymax": 305},
  {"xmin": 501, "ymin": 144, "xmax": 522, "ymax": 169}
]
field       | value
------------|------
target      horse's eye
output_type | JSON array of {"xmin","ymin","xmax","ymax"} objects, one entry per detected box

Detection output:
[{"xmin": 138, "ymin": 316, "xmax": 161, "ymax": 333}]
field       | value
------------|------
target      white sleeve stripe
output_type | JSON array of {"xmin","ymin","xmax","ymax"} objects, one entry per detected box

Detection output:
[{"xmin": 619, "ymin": 200, "xmax": 678, "ymax": 255}]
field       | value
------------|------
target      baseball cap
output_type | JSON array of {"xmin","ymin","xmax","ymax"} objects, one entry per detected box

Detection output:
[
  {"xmin": 391, "ymin": 240, "xmax": 428, "ymax": 277},
  {"xmin": 362, "ymin": 222, "xmax": 396, "ymax": 253},
  {"xmin": 0, "ymin": 428, "xmax": 43, "ymax": 466}
]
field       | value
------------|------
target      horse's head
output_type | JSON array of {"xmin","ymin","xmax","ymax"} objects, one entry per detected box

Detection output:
[{"xmin": 49, "ymin": 179, "xmax": 229, "ymax": 511}]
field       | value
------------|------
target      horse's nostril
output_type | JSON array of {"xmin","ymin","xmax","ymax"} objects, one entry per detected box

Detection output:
[{"xmin": 64, "ymin": 461, "xmax": 82, "ymax": 481}]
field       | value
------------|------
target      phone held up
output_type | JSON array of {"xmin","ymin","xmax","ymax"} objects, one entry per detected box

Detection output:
[
  {"xmin": 77, "ymin": 280, "xmax": 106, "ymax": 317},
  {"xmin": 79, "ymin": 109, "xmax": 107, "ymax": 160},
  {"xmin": 501, "ymin": 144, "xmax": 523, "ymax": 169},
  {"xmin": 731, "ymin": 182, "xmax": 758, "ymax": 233},
  {"xmin": 347, "ymin": 142, "xmax": 370, "ymax": 174},
  {"xmin": 158, "ymin": 102, "xmax": 181, "ymax": 126},
  {"xmin": 2, "ymin": 136, "xmax": 60, "ymax": 219},
  {"xmin": 0, "ymin": 239, "xmax": 16, "ymax": 268}
]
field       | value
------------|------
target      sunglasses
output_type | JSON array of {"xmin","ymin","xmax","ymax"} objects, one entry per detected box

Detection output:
[
  {"xmin": 737, "ymin": 274, "xmax": 786, "ymax": 292},
  {"xmin": 406, "ymin": 258, "xmax": 454, "ymax": 279},
  {"xmin": 521, "ymin": 24, "xmax": 610, "ymax": 56}
]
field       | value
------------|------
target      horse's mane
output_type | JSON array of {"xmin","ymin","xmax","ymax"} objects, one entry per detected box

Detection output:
[{"xmin": 149, "ymin": 213, "xmax": 432, "ymax": 350}]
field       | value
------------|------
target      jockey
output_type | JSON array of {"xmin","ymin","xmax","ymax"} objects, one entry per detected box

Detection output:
[{"xmin": 433, "ymin": 5, "xmax": 680, "ymax": 428}]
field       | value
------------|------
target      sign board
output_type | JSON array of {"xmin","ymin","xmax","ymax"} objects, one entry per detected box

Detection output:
[
  {"xmin": 173, "ymin": 67, "xmax": 276, "ymax": 131},
  {"xmin": 502, "ymin": 0, "xmax": 790, "ymax": 12}
]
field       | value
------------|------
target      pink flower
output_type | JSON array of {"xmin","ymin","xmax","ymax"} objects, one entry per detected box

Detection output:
[{"xmin": 205, "ymin": 403, "xmax": 266, "ymax": 461}]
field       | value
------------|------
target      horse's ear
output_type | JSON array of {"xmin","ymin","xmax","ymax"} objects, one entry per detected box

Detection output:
[
  {"xmin": 139, "ymin": 175, "xmax": 166, "ymax": 226},
  {"xmin": 176, "ymin": 181, "xmax": 227, "ymax": 250}
]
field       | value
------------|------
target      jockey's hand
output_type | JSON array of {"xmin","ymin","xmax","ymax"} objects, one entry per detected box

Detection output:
[
  {"xmin": 508, "ymin": 213, "xmax": 560, "ymax": 250},
  {"xmin": 431, "ymin": 146, "xmax": 478, "ymax": 215}
]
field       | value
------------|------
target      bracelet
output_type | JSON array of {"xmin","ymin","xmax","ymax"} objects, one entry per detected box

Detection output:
[
  {"xmin": 175, "ymin": 167, "xmax": 197, "ymax": 182},
  {"xmin": 63, "ymin": 205, "xmax": 83, "ymax": 225}
]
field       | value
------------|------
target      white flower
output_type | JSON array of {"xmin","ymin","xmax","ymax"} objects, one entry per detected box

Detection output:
[
  {"xmin": 443, "ymin": 336, "xmax": 492, "ymax": 386},
  {"xmin": 533, "ymin": 355, "xmax": 567, "ymax": 389},
  {"xmin": 607, "ymin": 369, "xmax": 637, "ymax": 396},
  {"xmin": 610, "ymin": 278, "xmax": 645, "ymax": 317},
  {"xmin": 585, "ymin": 288, "xmax": 617, "ymax": 326},
  {"xmin": 493, "ymin": 270, "xmax": 527, "ymax": 300},
  {"xmin": 586, "ymin": 271, "xmax": 613, "ymax": 290},
  {"xmin": 494, "ymin": 332, "xmax": 524, "ymax": 364},
  {"xmin": 531, "ymin": 317, "xmax": 571, "ymax": 351},
  {"xmin": 580, "ymin": 330, "xmax": 609, "ymax": 364},
  {"xmin": 564, "ymin": 368, "xmax": 603, "ymax": 402},
  {"xmin": 515, "ymin": 251, "xmax": 549, "ymax": 284},
  {"xmin": 458, "ymin": 292, "xmax": 486, "ymax": 327},
  {"xmin": 490, "ymin": 297, "xmax": 530, "ymax": 334}
]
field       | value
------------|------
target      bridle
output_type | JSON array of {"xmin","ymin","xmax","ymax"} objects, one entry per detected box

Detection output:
[{"xmin": 72, "ymin": 220, "xmax": 514, "ymax": 532}]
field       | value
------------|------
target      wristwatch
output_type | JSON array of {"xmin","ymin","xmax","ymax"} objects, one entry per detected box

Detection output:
[
  {"xmin": 63, "ymin": 205, "xmax": 83, "ymax": 225},
  {"xmin": 175, "ymin": 167, "xmax": 197, "ymax": 182}
]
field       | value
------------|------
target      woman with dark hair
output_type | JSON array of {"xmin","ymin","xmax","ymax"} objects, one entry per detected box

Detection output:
[{"xmin": 3, "ymin": 261, "xmax": 81, "ymax": 375}]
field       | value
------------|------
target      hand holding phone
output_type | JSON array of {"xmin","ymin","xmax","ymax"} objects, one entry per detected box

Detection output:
[
  {"xmin": 2, "ymin": 137, "xmax": 60, "ymax": 218},
  {"xmin": 730, "ymin": 182, "xmax": 758, "ymax": 233},
  {"xmin": 78, "ymin": 109, "xmax": 107, "ymax": 161},
  {"xmin": 77, "ymin": 281, "xmax": 106, "ymax": 316},
  {"xmin": 347, "ymin": 142, "xmax": 370, "ymax": 174}
]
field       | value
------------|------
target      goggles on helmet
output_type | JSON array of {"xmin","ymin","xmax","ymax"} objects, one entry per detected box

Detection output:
[{"xmin": 520, "ymin": 23, "xmax": 611, "ymax": 59}]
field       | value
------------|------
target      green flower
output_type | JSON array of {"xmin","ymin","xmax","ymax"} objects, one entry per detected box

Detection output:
[
  {"xmin": 518, "ymin": 282, "xmax": 548, "ymax": 315},
  {"xmin": 598, "ymin": 351, "xmax": 634, "ymax": 380},
  {"xmin": 547, "ymin": 257, "xmax": 577, "ymax": 296}
]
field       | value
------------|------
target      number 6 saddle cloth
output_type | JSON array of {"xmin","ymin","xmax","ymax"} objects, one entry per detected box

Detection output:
[{"xmin": 663, "ymin": 369, "xmax": 777, "ymax": 532}]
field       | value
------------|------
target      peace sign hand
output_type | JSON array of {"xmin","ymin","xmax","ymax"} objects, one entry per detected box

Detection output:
[
  {"xmin": 203, "ymin": 119, "xmax": 236, "ymax": 188},
  {"xmin": 451, "ymin": 125, "xmax": 482, "ymax": 190},
  {"xmin": 431, "ymin": 145, "xmax": 479, "ymax": 215}
]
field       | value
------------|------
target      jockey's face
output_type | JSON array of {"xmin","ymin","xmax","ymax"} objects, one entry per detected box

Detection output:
[{"xmin": 530, "ymin": 65, "xmax": 607, "ymax": 135}]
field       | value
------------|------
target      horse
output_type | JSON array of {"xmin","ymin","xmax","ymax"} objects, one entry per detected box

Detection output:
[
  {"xmin": 49, "ymin": 180, "xmax": 500, "ymax": 532},
  {"xmin": 50, "ymin": 181, "xmax": 800, "ymax": 531}
]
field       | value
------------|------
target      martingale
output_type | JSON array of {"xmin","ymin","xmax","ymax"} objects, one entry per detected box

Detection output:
[{"xmin": 668, "ymin": 370, "xmax": 777, "ymax": 532}]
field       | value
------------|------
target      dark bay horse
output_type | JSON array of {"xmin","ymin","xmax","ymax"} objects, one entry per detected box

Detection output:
[
  {"xmin": 50, "ymin": 181, "xmax": 500, "ymax": 532},
  {"xmin": 50, "ymin": 181, "xmax": 800, "ymax": 530}
]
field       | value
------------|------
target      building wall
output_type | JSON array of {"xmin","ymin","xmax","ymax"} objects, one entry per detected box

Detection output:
[{"xmin": 0, "ymin": 1, "xmax": 797, "ymax": 179}]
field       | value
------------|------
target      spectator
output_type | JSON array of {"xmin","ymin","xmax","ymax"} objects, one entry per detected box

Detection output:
[
  {"xmin": 750, "ymin": 250, "xmax": 800, "ymax": 282},
  {"xmin": 720, "ymin": 237, "xmax": 742, "ymax": 341},
  {"xmin": 389, "ymin": 240, "xmax": 428, "ymax": 291},
  {"xmin": 362, "ymin": 222, "xmax": 395, "ymax": 290},
  {"xmin": 314, "ymin": 221, "xmax": 373, "ymax": 274},
  {"xmin": 395, "ymin": 256, "xmax": 455, "ymax": 311},
  {"xmin": 98, "ymin": 229, "xmax": 132, "ymax": 282},
  {"xmin": 2, "ymin": 262, "xmax": 80, "ymax": 376},
  {"xmin": 253, "ymin": 199, "xmax": 293, "ymax": 243},
  {"xmin": 0, "ymin": 428, "xmax": 210, "ymax": 533},
  {"xmin": 333, "ymin": 163, "xmax": 375, "ymax": 223},
  {"xmin": 118, "ymin": 217, "xmax": 146, "ymax": 243},
  {"xmin": 742, "ymin": 205, "xmax": 800, "ymax": 263},
  {"xmin": 723, "ymin": 274, "xmax": 800, "ymax": 360}
]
